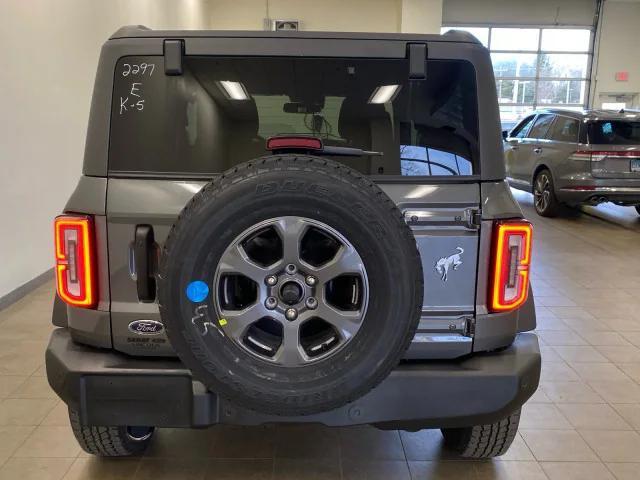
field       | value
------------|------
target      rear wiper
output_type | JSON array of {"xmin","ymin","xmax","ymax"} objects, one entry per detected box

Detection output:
[
  {"xmin": 266, "ymin": 135, "xmax": 383, "ymax": 157},
  {"xmin": 322, "ymin": 145, "xmax": 383, "ymax": 157}
]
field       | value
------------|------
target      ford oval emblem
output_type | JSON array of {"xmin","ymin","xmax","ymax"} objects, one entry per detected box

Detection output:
[{"xmin": 128, "ymin": 320, "xmax": 164, "ymax": 335}]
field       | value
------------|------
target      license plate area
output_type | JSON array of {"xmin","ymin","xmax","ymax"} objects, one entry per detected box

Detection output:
[{"xmin": 631, "ymin": 159, "xmax": 640, "ymax": 172}]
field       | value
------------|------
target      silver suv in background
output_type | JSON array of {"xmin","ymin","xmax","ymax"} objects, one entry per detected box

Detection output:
[{"xmin": 504, "ymin": 109, "xmax": 640, "ymax": 217}]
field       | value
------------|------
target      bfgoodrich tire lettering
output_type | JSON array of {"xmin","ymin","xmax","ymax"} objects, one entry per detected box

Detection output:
[{"xmin": 158, "ymin": 155, "xmax": 423, "ymax": 416}]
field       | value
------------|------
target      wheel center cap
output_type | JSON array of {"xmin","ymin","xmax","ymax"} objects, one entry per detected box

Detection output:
[{"xmin": 280, "ymin": 281, "xmax": 303, "ymax": 305}]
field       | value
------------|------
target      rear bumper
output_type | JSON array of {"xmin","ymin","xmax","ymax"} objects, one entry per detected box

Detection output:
[
  {"xmin": 557, "ymin": 185, "xmax": 640, "ymax": 205},
  {"xmin": 46, "ymin": 328, "xmax": 540, "ymax": 429}
]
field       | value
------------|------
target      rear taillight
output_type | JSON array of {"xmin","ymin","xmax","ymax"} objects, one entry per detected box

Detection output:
[
  {"xmin": 568, "ymin": 150, "xmax": 592, "ymax": 162},
  {"xmin": 54, "ymin": 215, "xmax": 97, "ymax": 308},
  {"xmin": 489, "ymin": 220, "xmax": 532, "ymax": 313},
  {"xmin": 589, "ymin": 150, "xmax": 640, "ymax": 161}
]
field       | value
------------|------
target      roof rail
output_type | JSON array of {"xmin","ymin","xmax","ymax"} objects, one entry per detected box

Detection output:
[{"xmin": 110, "ymin": 25, "xmax": 151, "ymax": 39}]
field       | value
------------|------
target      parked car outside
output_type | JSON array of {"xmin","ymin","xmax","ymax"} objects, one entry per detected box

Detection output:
[{"xmin": 503, "ymin": 108, "xmax": 640, "ymax": 216}]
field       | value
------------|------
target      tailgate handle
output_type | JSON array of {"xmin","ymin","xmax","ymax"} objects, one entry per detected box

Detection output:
[{"xmin": 134, "ymin": 225, "xmax": 156, "ymax": 302}]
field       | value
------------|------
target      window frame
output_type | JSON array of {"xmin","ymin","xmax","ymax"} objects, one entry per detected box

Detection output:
[
  {"xmin": 443, "ymin": 25, "xmax": 593, "ymax": 122},
  {"xmin": 509, "ymin": 115, "xmax": 536, "ymax": 138}
]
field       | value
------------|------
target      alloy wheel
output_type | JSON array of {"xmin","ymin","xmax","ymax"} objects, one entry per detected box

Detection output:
[
  {"xmin": 534, "ymin": 173, "xmax": 551, "ymax": 213},
  {"xmin": 213, "ymin": 217, "xmax": 369, "ymax": 366}
]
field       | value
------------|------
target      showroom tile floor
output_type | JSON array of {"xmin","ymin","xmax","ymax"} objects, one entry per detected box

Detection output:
[{"xmin": 1, "ymin": 195, "xmax": 640, "ymax": 479}]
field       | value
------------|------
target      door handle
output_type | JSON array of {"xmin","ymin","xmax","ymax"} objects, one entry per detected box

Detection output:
[
  {"xmin": 533, "ymin": 147, "xmax": 542, "ymax": 154},
  {"xmin": 134, "ymin": 225, "xmax": 156, "ymax": 302}
]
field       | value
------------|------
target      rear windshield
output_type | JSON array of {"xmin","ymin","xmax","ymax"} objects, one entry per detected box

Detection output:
[
  {"xmin": 588, "ymin": 120, "xmax": 640, "ymax": 145},
  {"xmin": 109, "ymin": 56, "xmax": 479, "ymax": 177}
]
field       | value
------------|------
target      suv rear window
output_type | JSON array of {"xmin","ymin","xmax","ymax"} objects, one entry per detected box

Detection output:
[
  {"xmin": 588, "ymin": 120, "xmax": 640, "ymax": 145},
  {"xmin": 109, "ymin": 56, "xmax": 479, "ymax": 177}
]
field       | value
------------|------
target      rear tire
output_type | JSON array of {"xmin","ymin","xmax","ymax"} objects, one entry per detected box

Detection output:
[
  {"xmin": 68, "ymin": 408, "xmax": 154, "ymax": 456},
  {"xmin": 440, "ymin": 409, "xmax": 521, "ymax": 459},
  {"xmin": 533, "ymin": 169, "xmax": 561, "ymax": 217},
  {"xmin": 635, "ymin": 205, "xmax": 640, "ymax": 216}
]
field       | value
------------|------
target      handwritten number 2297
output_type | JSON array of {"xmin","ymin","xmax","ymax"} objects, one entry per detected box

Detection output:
[{"xmin": 122, "ymin": 63, "xmax": 155, "ymax": 77}]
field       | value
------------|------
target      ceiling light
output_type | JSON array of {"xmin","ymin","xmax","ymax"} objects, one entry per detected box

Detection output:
[
  {"xmin": 219, "ymin": 80, "xmax": 249, "ymax": 100},
  {"xmin": 368, "ymin": 85, "xmax": 401, "ymax": 104}
]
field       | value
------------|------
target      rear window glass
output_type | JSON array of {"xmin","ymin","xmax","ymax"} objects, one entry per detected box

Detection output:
[
  {"xmin": 109, "ymin": 56, "xmax": 479, "ymax": 177},
  {"xmin": 588, "ymin": 120, "xmax": 640, "ymax": 145}
]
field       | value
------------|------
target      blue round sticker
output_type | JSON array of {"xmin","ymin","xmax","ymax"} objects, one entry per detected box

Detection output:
[{"xmin": 186, "ymin": 281, "xmax": 209, "ymax": 303}]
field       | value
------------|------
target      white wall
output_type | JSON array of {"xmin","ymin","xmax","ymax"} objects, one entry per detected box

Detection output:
[
  {"xmin": 591, "ymin": 0, "xmax": 640, "ymax": 108},
  {"xmin": 0, "ymin": 0, "xmax": 209, "ymax": 299},
  {"xmin": 401, "ymin": 0, "xmax": 443, "ymax": 33},
  {"xmin": 208, "ymin": 0, "xmax": 402, "ymax": 32},
  {"xmin": 207, "ymin": 0, "xmax": 442, "ymax": 33}
]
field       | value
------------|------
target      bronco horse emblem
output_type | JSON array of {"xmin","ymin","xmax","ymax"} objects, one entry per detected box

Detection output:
[{"xmin": 435, "ymin": 247, "xmax": 464, "ymax": 282}]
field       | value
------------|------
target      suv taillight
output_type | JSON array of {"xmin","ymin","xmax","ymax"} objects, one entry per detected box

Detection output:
[
  {"xmin": 54, "ymin": 215, "xmax": 97, "ymax": 308},
  {"xmin": 489, "ymin": 220, "xmax": 532, "ymax": 313}
]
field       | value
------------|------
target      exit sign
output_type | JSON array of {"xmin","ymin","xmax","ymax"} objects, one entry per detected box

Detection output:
[{"xmin": 615, "ymin": 71, "xmax": 629, "ymax": 81}]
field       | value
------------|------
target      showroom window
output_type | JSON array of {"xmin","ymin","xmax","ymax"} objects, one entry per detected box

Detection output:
[{"xmin": 442, "ymin": 26, "xmax": 592, "ymax": 129}]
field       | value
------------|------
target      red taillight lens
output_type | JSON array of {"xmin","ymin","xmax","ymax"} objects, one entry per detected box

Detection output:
[
  {"xmin": 54, "ymin": 215, "xmax": 97, "ymax": 308},
  {"xmin": 489, "ymin": 220, "xmax": 533, "ymax": 313}
]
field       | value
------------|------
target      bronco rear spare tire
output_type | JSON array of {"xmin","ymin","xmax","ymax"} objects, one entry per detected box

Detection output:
[{"xmin": 158, "ymin": 156, "xmax": 423, "ymax": 416}]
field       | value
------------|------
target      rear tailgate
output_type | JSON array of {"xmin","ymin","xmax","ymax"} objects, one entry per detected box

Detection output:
[
  {"xmin": 590, "ymin": 147, "xmax": 640, "ymax": 179},
  {"xmin": 106, "ymin": 179, "xmax": 480, "ymax": 359},
  {"xmin": 588, "ymin": 120, "xmax": 640, "ymax": 179}
]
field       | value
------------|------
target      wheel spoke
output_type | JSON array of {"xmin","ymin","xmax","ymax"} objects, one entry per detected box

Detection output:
[
  {"xmin": 310, "ymin": 246, "xmax": 364, "ymax": 284},
  {"xmin": 273, "ymin": 322, "xmax": 306, "ymax": 365},
  {"xmin": 219, "ymin": 302, "xmax": 267, "ymax": 341},
  {"xmin": 219, "ymin": 245, "xmax": 269, "ymax": 282},
  {"xmin": 314, "ymin": 298, "xmax": 362, "ymax": 340},
  {"xmin": 535, "ymin": 174, "xmax": 552, "ymax": 211},
  {"xmin": 534, "ymin": 194, "xmax": 542, "ymax": 208},
  {"xmin": 542, "ymin": 191, "xmax": 550, "ymax": 210},
  {"xmin": 273, "ymin": 217, "xmax": 307, "ymax": 264}
]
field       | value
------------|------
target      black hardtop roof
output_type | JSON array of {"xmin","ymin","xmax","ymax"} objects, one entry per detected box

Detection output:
[
  {"xmin": 109, "ymin": 25, "xmax": 481, "ymax": 45},
  {"xmin": 533, "ymin": 108, "xmax": 640, "ymax": 121}
]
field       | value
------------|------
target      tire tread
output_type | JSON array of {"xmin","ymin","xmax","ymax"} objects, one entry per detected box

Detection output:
[
  {"xmin": 68, "ymin": 409, "xmax": 152, "ymax": 457},
  {"xmin": 441, "ymin": 409, "xmax": 521, "ymax": 459}
]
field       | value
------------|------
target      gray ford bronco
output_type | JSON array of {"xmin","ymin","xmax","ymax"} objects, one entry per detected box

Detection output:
[{"xmin": 46, "ymin": 26, "xmax": 540, "ymax": 458}]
